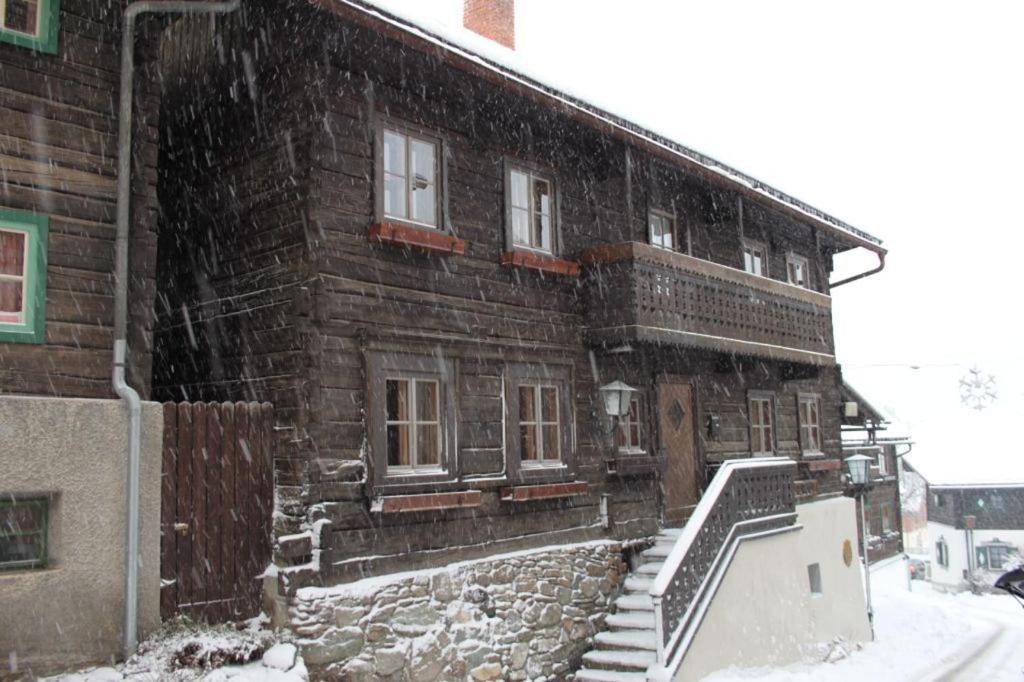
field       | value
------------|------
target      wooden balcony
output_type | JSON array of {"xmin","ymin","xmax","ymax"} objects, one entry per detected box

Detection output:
[{"xmin": 580, "ymin": 242, "xmax": 836, "ymax": 366}]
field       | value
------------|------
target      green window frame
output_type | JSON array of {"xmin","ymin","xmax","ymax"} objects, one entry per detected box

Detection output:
[
  {"xmin": 0, "ymin": 0, "xmax": 60, "ymax": 54},
  {"xmin": 0, "ymin": 207, "xmax": 48, "ymax": 344},
  {"xmin": 0, "ymin": 497, "xmax": 49, "ymax": 571}
]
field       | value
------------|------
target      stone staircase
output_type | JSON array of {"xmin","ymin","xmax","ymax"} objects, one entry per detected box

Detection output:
[{"xmin": 575, "ymin": 528, "xmax": 681, "ymax": 681}]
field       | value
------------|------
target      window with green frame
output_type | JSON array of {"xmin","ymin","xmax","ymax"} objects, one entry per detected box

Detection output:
[
  {"xmin": 0, "ymin": 208, "xmax": 47, "ymax": 344},
  {"xmin": 0, "ymin": 0, "xmax": 60, "ymax": 54},
  {"xmin": 0, "ymin": 498, "xmax": 49, "ymax": 570}
]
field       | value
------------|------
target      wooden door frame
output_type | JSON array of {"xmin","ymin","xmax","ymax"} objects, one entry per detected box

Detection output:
[{"xmin": 655, "ymin": 374, "xmax": 703, "ymax": 524}]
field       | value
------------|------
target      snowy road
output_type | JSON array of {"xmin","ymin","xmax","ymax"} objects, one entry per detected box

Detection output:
[{"xmin": 705, "ymin": 557, "xmax": 1024, "ymax": 681}]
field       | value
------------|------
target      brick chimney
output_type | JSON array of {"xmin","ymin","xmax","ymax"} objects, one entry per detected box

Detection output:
[{"xmin": 463, "ymin": 0, "xmax": 515, "ymax": 50}]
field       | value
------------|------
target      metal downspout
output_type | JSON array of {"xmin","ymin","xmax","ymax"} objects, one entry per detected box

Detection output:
[{"xmin": 115, "ymin": 0, "xmax": 241, "ymax": 660}]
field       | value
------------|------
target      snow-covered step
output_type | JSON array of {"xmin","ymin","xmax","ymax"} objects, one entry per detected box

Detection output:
[
  {"xmin": 623, "ymin": 575, "xmax": 654, "ymax": 592},
  {"xmin": 635, "ymin": 561, "xmax": 664, "ymax": 576},
  {"xmin": 658, "ymin": 527, "xmax": 683, "ymax": 538},
  {"xmin": 595, "ymin": 629, "xmax": 658, "ymax": 651},
  {"xmin": 606, "ymin": 611, "xmax": 656, "ymax": 630},
  {"xmin": 575, "ymin": 669, "xmax": 648, "ymax": 682},
  {"xmin": 582, "ymin": 648, "xmax": 657, "ymax": 671},
  {"xmin": 575, "ymin": 668, "xmax": 648, "ymax": 682},
  {"xmin": 615, "ymin": 593, "xmax": 654, "ymax": 611},
  {"xmin": 641, "ymin": 544, "xmax": 671, "ymax": 559}
]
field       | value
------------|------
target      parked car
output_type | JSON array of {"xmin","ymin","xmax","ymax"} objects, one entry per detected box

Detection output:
[{"xmin": 909, "ymin": 558, "xmax": 930, "ymax": 580}]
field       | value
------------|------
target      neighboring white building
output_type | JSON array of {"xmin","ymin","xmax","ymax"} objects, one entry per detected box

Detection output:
[{"xmin": 926, "ymin": 484, "xmax": 1024, "ymax": 592}]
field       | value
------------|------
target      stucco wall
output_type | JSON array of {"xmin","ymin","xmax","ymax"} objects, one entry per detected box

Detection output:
[
  {"xmin": 675, "ymin": 496, "xmax": 871, "ymax": 681},
  {"xmin": 0, "ymin": 397, "xmax": 163, "ymax": 677},
  {"xmin": 927, "ymin": 521, "xmax": 1024, "ymax": 591}
]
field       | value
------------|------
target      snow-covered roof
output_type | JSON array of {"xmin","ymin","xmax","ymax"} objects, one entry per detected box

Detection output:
[{"xmin": 317, "ymin": 0, "xmax": 885, "ymax": 253}]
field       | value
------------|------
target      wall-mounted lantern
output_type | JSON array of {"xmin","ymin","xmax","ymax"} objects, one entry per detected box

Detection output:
[
  {"xmin": 599, "ymin": 381, "xmax": 638, "ymax": 418},
  {"xmin": 844, "ymin": 454, "xmax": 872, "ymax": 488}
]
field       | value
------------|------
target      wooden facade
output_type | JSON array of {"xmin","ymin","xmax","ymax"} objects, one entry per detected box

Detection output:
[{"xmin": 0, "ymin": 0, "xmax": 886, "ymax": 592}]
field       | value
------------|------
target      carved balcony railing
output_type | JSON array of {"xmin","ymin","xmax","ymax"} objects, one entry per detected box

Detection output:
[
  {"xmin": 580, "ymin": 242, "xmax": 835, "ymax": 366},
  {"xmin": 649, "ymin": 457, "xmax": 798, "ymax": 675}
]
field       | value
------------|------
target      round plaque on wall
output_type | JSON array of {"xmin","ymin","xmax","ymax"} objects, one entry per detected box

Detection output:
[{"xmin": 842, "ymin": 539, "xmax": 854, "ymax": 567}]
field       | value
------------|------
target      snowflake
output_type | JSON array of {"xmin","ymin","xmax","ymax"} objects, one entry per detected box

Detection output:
[{"xmin": 959, "ymin": 367, "xmax": 997, "ymax": 411}]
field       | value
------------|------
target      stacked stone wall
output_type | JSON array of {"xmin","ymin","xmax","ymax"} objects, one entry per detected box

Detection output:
[{"xmin": 290, "ymin": 541, "xmax": 629, "ymax": 680}]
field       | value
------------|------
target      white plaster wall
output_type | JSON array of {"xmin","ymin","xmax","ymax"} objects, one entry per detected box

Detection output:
[
  {"xmin": 675, "ymin": 496, "xmax": 871, "ymax": 681},
  {"xmin": 928, "ymin": 521, "xmax": 1024, "ymax": 591},
  {"xmin": 0, "ymin": 396, "xmax": 163, "ymax": 677}
]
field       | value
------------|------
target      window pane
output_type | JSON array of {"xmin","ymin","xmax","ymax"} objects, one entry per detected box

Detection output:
[
  {"xmin": 744, "ymin": 249, "xmax": 753, "ymax": 273},
  {"xmin": 519, "ymin": 386, "xmax": 537, "ymax": 422},
  {"xmin": 809, "ymin": 401, "xmax": 818, "ymax": 426},
  {"xmin": 383, "ymin": 130, "xmax": 406, "ymax": 176},
  {"xmin": 533, "ymin": 179, "xmax": 552, "ymax": 250},
  {"xmin": 761, "ymin": 401, "xmax": 772, "ymax": 426},
  {"xmin": 4, "ymin": 0, "xmax": 40, "ymax": 36},
  {"xmin": 384, "ymin": 173, "xmax": 407, "ymax": 219},
  {"xmin": 520, "ymin": 425, "xmax": 538, "ymax": 460},
  {"xmin": 410, "ymin": 139, "xmax": 437, "ymax": 226},
  {"xmin": 511, "ymin": 208, "xmax": 530, "ymax": 246},
  {"xmin": 387, "ymin": 424, "xmax": 411, "ymax": 466},
  {"xmin": 752, "ymin": 252, "xmax": 763, "ymax": 275},
  {"xmin": 510, "ymin": 170, "xmax": 529, "ymax": 210},
  {"xmin": 0, "ymin": 231, "xmax": 26, "ymax": 277},
  {"xmin": 0, "ymin": 282, "xmax": 23, "ymax": 318},
  {"xmin": 411, "ymin": 181, "xmax": 437, "ymax": 226},
  {"xmin": 541, "ymin": 387, "xmax": 558, "ymax": 422},
  {"xmin": 386, "ymin": 379, "xmax": 409, "ymax": 422},
  {"xmin": 629, "ymin": 423, "xmax": 640, "ymax": 449},
  {"xmin": 1, "ymin": 502, "xmax": 44, "ymax": 534},
  {"xmin": 416, "ymin": 380, "xmax": 438, "ymax": 422},
  {"xmin": 0, "ymin": 533, "xmax": 43, "ymax": 564},
  {"xmin": 542, "ymin": 425, "xmax": 560, "ymax": 460},
  {"xmin": 416, "ymin": 424, "xmax": 440, "ymax": 466}
]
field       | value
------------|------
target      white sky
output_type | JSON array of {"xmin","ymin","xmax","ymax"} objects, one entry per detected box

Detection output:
[{"xmin": 369, "ymin": 0, "xmax": 1024, "ymax": 483}]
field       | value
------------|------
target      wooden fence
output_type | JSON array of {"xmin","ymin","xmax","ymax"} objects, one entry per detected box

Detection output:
[{"xmin": 160, "ymin": 401, "xmax": 274, "ymax": 623}]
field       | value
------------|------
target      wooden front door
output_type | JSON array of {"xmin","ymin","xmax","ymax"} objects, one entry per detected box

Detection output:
[
  {"xmin": 658, "ymin": 380, "xmax": 699, "ymax": 526},
  {"xmin": 160, "ymin": 401, "xmax": 274, "ymax": 623}
]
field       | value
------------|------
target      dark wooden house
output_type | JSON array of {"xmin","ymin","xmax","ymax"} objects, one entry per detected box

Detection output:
[
  {"xmin": 146, "ymin": 0, "xmax": 887, "ymax": 594},
  {"xmin": 1, "ymin": 0, "xmax": 887, "ymax": 602},
  {"xmin": 841, "ymin": 382, "xmax": 908, "ymax": 562}
]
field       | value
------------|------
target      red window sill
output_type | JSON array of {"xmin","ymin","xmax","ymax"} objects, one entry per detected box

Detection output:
[
  {"xmin": 371, "ymin": 490, "xmax": 482, "ymax": 513},
  {"xmin": 501, "ymin": 250, "xmax": 580, "ymax": 277},
  {"xmin": 500, "ymin": 481, "xmax": 588, "ymax": 502},
  {"xmin": 369, "ymin": 222, "xmax": 467, "ymax": 256}
]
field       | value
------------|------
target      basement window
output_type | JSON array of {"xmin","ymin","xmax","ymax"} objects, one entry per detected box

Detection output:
[
  {"xmin": 0, "ymin": 208, "xmax": 48, "ymax": 344},
  {"xmin": 0, "ymin": 498, "xmax": 48, "ymax": 571},
  {"xmin": 807, "ymin": 562, "xmax": 822, "ymax": 596},
  {"xmin": 0, "ymin": 0, "xmax": 59, "ymax": 53}
]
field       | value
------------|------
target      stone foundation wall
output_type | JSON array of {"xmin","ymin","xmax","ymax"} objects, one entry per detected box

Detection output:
[{"xmin": 289, "ymin": 540, "xmax": 629, "ymax": 681}]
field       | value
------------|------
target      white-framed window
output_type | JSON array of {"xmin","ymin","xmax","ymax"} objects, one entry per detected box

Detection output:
[
  {"xmin": 742, "ymin": 239, "xmax": 768, "ymax": 277},
  {"xmin": 508, "ymin": 168, "xmax": 555, "ymax": 253},
  {"xmin": 877, "ymin": 449, "xmax": 889, "ymax": 476},
  {"xmin": 381, "ymin": 127, "xmax": 439, "ymax": 228},
  {"xmin": 1, "ymin": 0, "xmax": 41, "ymax": 37},
  {"xmin": 0, "ymin": 227, "xmax": 28, "ymax": 325},
  {"xmin": 977, "ymin": 543, "xmax": 1013, "ymax": 571},
  {"xmin": 787, "ymin": 253, "xmax": 810, "ymax": 288},
  {"xmin": 881, "ymin": 502, "xmax": 893, "ymax": 533},
  {"xmin": 648, "ymin": 210, "xmax": 676, "ymax": 251},
  {"xmin": 798, "ymin": 394, "xmax": 822, "ymax": 454},
  {"xmin": 518, "ymin": 383, "xmax": 561, "ymax": 465},
  {"xmin": 616, "ymin": 397, "xmax": 642, "ymax": 451},
  {"xmin": 749, "ymin": 393, "xmax": 774, "ymax": 455},
  {"xmin": 385, "ymin": 377, "xmax": 442, "ymax": 471},
  {"xmin": 0, "ymin": 208, "xmax": 47, "ymax": 344}
]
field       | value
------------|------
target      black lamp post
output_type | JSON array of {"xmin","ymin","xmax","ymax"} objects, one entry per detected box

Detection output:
[{"xmin": 845, "ymin": 454, "xmax": 875, "ymax": 638}]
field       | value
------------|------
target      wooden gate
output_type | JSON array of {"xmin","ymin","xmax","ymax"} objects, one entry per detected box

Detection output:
[{"xmin": 160, "ymin": 401, "xmax": 274, "ymax": 622}]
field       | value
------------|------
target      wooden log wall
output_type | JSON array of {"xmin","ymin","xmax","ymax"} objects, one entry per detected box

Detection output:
[{"xmin": 0, "ymin": 0, "xmax": 161, "ymax": 398}]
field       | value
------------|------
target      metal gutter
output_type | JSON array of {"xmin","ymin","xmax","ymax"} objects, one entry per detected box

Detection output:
[
  {"xmin": 115, "ymin": 0, "xmax": 241, "ymax": 660},
  {"xmin": 829, "ymin": 249, "xmax": 886, "ymax": 289}
]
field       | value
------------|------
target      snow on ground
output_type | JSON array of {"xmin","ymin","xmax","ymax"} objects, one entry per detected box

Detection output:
[
  {"xmin": 46, "ymin": 617, "xmax": 306, "ymax": 682},
  {"xmin": 704, "ymin": 556, "xmax": 1024, "ymax": 681}
]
